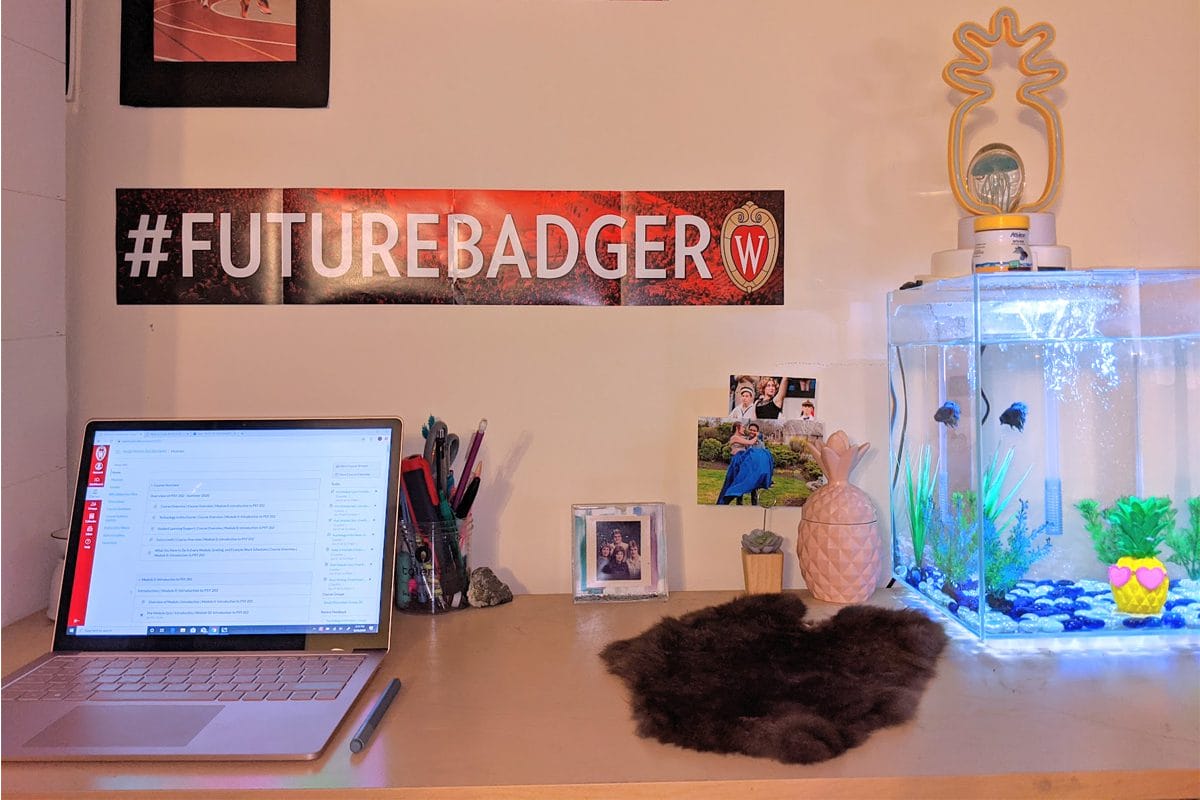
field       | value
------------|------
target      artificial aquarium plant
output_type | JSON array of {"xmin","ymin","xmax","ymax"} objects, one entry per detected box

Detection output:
[
  {"xmin": 1165, "ymin": 496, "xmax": 1200, "ymax": 581},
  {"xmin": 928, "ymin": 491, "xmax": 1050, "ymax": 609},
  {"xmin": 928, "ymin": 491, "xmax": 978, "ymax": 593},
  {"xmin": 922, "ymin": 447, "xmax": 1027, "ymax": 580},
  {"xmin": 903, "ymin": 445, "xmax": 937, "ymax": 568},
  {"xmin": 1076, "ymin": 496, "xmax": 1176, "ymax": 615},
  {"xmin": 980, "ymin": 447, "xmax": 1030, "ymax": 537},
  {"xmin": 981, "ymin": 499, "xmax": 1051, "ymax": 606}
]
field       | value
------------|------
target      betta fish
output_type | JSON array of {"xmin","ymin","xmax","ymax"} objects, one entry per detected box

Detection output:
[
  {"xmin": 934, "ymin": 401, "xmax": 960, "ymax": 429},
  {"xmin": 1000, "ymin": 402, "xmax": 1028, "ymax": 432}
]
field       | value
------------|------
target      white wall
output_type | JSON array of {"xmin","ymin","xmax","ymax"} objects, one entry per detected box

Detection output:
[
  {"xmin": 61, "ymin": 1, "xmax": 1199, "ymax": 596},
  {"xmin": 1, "ymin": 0, "xmax": 69, "ymax": 623}
]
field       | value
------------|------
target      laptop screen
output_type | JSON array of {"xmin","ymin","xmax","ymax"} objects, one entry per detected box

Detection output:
[{"xmin": 54, "ymin": 420, "xmax": 401, "ymax": 650}]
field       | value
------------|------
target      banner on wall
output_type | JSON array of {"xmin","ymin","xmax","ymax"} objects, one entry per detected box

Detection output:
[{"xmin": 115, "ymin": 189, "xmax": 785, "ymax": 305}]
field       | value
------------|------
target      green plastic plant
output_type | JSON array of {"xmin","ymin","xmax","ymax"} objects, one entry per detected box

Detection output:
[
  {"xmin": 1165, "ymin": 496, "xmax": 1200, "ymax": 580},
  {"xmin": 904, "ymin": 445, "xmax": 937, "ymax": 567},
  {"xmin": 928, "ymin": 491, "xmax": 978, "ymax": 588},
  {"xmin": 927, "ymin": 491, "xmax": 1051, "ymax": 603},
  {"xmin": 983, "ymin": 499, "xmax": 1052, "ymax": 601},
  {"xmin": 980, "ymin": 447, "xmax": 1030, "ymax": 536},
  {"xmin": 1076, "ymin": 496, "xmax": 1176, "ymax": 564}
]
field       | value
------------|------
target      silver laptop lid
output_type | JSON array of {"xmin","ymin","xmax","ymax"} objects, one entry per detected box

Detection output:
[{"xmin": 53, "ymin": 419, "xmax": 401, "ymax": 655}]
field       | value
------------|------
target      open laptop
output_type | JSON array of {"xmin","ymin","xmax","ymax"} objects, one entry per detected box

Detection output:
[{"xmin": 2, "ymin": 418, "xmax": 402, "ymax": 761}]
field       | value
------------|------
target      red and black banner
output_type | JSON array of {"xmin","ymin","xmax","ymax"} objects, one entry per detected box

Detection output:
[{"xmin": 115, "ymin": 189, "xmax": 785, "ymax": 305}]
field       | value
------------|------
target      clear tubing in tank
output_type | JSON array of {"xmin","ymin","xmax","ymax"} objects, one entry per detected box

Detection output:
[
  {"xmin": 1133, "ymin": 342, "xmax": 1144, "ymax": 498},
  {"xmin": 937, "ymin": 347, "xmax": 950, "ymax": 511},
  {"xmin": 1043, "ymin": 381, "xmax": 1063, "ymax": 535},
  {"xmin": 1174, "ymin": 338, "xmax": 1194, "ymax": 502}
]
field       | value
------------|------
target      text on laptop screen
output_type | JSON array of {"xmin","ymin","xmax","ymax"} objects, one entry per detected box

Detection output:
[{"xmin": 66, "ymin": 427, "xmax": 394, "ymax": 637}]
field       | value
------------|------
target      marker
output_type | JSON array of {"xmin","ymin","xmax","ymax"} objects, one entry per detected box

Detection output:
[
  {"xmin": 400, "ymin": 456, "xmax": 440, "ymax": 527},
  {"xmin": 454, "ymin": 476, "xmax": 481, "ymax": 519},
  {"xmin": 451, "ymin": 419, "xmax": 487, "ymax": 507},
  {"xmin": 349, "ymin": 678, "xmax": 402, "ymax": 754},
  {"xmin": 434, "ymin": 428, "xmax": 448, "ymax": 499}
]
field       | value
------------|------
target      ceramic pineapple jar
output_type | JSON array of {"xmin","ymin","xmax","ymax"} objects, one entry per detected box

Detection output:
[{"xmin": 796, "ymin": 431, "xmax": 880, "ymax": 603}]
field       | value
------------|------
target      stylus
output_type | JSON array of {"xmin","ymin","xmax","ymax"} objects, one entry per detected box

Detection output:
[{"xmin": 349, "ymin": 678, "xmax": 402, "ymax": 754}]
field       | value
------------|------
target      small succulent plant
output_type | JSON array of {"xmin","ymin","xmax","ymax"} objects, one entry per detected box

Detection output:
[{"xmin": 742, "ymin": 529, "xmax": 783, "ymax": 554}]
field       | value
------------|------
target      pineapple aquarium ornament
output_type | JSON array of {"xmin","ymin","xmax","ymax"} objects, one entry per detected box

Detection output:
[
  {"xmin": 797, "ymin": 432, "xmax": 879, "ymax": 603},
  {"xmin": 1077, "ymin": 497, "xmax": 1176, "ymax": 615}
]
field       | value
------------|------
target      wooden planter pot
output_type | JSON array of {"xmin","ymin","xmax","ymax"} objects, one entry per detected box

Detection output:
[{"xmin": 742, "ymin": 551, "xmax": 784, "ymax": 595}]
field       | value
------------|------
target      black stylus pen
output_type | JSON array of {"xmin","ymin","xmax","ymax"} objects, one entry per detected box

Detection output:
[{"xmin": 349, "ymin": 678, "xmax": 402, "ymax": 753}]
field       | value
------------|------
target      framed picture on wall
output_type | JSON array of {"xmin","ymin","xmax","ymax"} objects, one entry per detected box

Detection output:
[
  {"xmin": 572, "ymin": 503, "xmax": 667, "ymax": 603},
  {"xmin": 119, "ymin": 0, "xmax": 330, "ymax": 107}
]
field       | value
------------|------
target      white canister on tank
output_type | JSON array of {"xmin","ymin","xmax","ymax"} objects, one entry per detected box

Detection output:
[{"xmin": 972, "ymin": 214, "xmax": 1033, "ymax": 272}]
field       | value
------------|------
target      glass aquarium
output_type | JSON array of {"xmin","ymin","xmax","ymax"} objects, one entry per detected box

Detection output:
[{"xmin": 887, "ymin": 269, "xmax": 1200, "ymax": 640}]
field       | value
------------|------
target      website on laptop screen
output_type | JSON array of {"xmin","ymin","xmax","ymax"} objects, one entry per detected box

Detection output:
[{"xmin": 65, "ymin": 427, "xmax": 393, "ymax": 638}]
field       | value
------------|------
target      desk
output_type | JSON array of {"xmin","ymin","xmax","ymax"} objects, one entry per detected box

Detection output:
[{"xmin": 3, "ymin": 590, "xmax": 1198, "ymax": 799}]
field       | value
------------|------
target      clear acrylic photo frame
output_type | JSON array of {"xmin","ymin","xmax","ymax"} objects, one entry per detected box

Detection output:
[{"xmin": 572, "ymin": 503, "xmax": 668, "ymax": 603}]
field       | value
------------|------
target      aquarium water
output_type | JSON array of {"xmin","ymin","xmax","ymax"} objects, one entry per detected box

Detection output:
[{"xmin": 887, "ymin": 269, "xmax": 1200, "ymax": 640}]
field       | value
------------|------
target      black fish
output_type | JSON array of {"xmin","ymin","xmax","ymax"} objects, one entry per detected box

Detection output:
[
  {"xmin": 1000, "ymin": 402, "xmax": 1027, "ymax": 431},
  {"xmin": 934, "ymin": 401, "xmax": 960, "ymax": 428}
]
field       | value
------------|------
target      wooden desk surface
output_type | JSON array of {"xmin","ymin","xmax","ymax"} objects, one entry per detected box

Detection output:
[{"xmin": 2, "ymin": 590, "xmax": 1198, "ymax": 799}]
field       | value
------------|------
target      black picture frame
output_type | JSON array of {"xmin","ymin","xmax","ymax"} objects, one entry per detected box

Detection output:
[{"xmin": 119, "ymin": 0, "xmax": 329, "ymax": 107}]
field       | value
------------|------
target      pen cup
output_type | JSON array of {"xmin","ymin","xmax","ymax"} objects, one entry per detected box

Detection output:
[{"xmin": 396, "ymin": 520, "xmax": 468, "ymax": 614}]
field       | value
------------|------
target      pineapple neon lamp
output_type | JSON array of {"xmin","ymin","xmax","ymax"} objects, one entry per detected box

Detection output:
[{"xmin": 944, "ymin": 6, "xmax": 1066, "ymax": 215}]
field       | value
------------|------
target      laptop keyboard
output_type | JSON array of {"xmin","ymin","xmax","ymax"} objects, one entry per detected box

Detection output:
[{"xmin": 2, "ymin": 654, "xmax": 365, "ymax": 703}]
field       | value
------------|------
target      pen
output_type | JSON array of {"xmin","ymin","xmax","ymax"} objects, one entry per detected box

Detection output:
[
  {"xmin": 451, "ymin": 419, "xmax": 487, "ymax": 507},
  {"xmin": 349, "ymin": 678, "xmax": 402, "ymax": 754}
]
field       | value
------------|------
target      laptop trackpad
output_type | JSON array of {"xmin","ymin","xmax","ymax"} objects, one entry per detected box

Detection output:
[{"xmin": 25, "ymin": 705, "xmax": 223, "ymax": 748}]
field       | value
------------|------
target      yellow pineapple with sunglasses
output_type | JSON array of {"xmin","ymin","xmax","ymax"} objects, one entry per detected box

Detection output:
[{"xmin": 1077, "ymin": 497, "xmax": 1175, "ymax": 615}]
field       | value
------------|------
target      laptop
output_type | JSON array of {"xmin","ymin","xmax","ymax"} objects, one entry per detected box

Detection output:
[{"xmin": 2, "ymin": 418, "xmax": 402, "ymax": 761}]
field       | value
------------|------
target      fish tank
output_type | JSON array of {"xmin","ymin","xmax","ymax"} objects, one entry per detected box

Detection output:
[{"xmin": 887, "ymin": 269, "xmax": 1200, "ymax": 640}]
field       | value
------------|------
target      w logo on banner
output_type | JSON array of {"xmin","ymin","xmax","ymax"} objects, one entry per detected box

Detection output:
[{"xmin": 720, "ymin": 202, "xmax": 779, "ymax": 293}]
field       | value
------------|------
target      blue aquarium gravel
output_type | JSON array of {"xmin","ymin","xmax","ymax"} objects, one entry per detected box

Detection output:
[{"xmin": 901, "ymin": 567, "xmax": 1200, "ymax": 638}]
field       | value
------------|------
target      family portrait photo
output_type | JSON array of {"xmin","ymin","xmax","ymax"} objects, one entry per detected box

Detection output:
[{"xmin": 590, "ymin": 520, "xmax": 644, "ymax": 584}]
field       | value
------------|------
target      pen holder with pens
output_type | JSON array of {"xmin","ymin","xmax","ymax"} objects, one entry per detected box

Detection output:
[{"xmin": 396, "ymin": 520, "xmax": 469, "ymax": 614}]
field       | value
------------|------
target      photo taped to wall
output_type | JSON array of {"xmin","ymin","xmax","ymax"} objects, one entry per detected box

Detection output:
[
  {"xmin": 697, "ymin": 417, "xmax": 826, "ymax": 507},
  {"xmin": 728, "ymin": 374, "xmax": 818, "ymax": 421}
]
